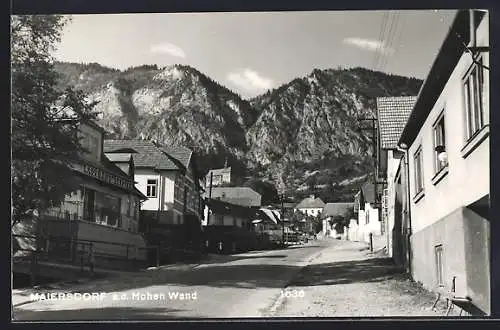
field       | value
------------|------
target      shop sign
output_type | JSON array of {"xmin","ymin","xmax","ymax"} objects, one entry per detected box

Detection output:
[{"xmin": 83, "ymin": 164, "xmax": 133, "ymax": 190}]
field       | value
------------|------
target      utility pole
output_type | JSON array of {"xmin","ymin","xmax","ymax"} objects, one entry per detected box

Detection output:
[
  {"xmin": 357, "ymin": 116, "xmax": 380, "ymax": 205},
  {"xmin": 278, "ymin": 177, "xmax": 286, "ymax": 247},
  {"xmin": 281, "ymin": 193, "xmax": 285, "ymax": 247},
  {"xmin": 206, "ymin": 172, "xmax": 213, "ymax": 225}
]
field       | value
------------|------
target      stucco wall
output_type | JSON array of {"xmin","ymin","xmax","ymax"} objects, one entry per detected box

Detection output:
[
  {"xmin": 135, "ymin": 169, "xmax": 176, "ymax": 212},
  {"xmin": 386, "ymin": 151, "xmax": 402, "ymax": 257},
  {"xmin": 463, "ymin": 207, "xmax": 490, "ymax": 314},
  {"xmin": 408, "ymin": 14, "xmax": 489, "ymax": 234},
  {"xmin": 77, "ymin": 221, "xmax": 147, "ymax": 260},
  {"xmin": 410, "ymin": 207, "xmax": 490, "ymax": 314}
]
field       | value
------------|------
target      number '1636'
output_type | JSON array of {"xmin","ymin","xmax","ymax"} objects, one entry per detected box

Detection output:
[{"xmin": 281, "ymin": 289, "xmax": 305, "ymax": 298}]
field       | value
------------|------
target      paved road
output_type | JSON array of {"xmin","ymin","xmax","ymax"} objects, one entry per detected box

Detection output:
[{"xmin": 13, "ymin": 239, "xmax": 337, "ymax": 321}]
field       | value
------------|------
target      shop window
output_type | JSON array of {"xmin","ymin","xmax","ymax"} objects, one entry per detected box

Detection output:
[
  {"xmin": 94, "ymin": 192, "xmax": 121, "ymax": 228},
  {"xmin": 84, "ymin": 188, "xmax": 96, "ymax": 222},
  {"xmin": 146, "ymin": 179, "xmax": 158, "ymax": 198}
]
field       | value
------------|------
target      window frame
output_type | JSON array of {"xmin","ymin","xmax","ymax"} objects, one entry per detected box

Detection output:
[
  {"xmin": 146, "ymin": 178, "xmax": 158, "ymax": 198},
  {"xmin": 463, "ymin": 55, "xmax": 487, "ymax": 142},
  {"xmin": 432, "ymin": 111, "xmax": 449, "ymax": 185},
  {"xmin": 413, "ymin": 145, "xmax": 425, "ymax": 200},
  {"xmin": 435, "ymin": 244, "xmax": 445, "ymax": 287}
]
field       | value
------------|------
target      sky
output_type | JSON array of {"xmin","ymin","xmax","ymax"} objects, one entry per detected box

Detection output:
[{"xmin": 52, "ymin": 10, "xmax": 457, "ymax": 99}]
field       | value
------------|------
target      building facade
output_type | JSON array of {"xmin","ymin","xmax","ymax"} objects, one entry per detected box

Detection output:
[
  {"xmin": 376, "ymin": 96, "xmax": 417, "ymax": 260},
  {"xmin": 321, "ymin": 202, "xmax": 354, "ymax": 237},
  {"xmin": 352, "ymin": 182, "xmax": 381, "ymax": 242},
  {"xmin": 294, "ymin": 195, "xmax": 325, "ymax": 217},
  {"xmin": 202, "ymin": 198, "xmax": 259, "ymax": 253},
  {"xmin": 14, "ymin": 120, "xmax": 149, "ymax": 269},
  {"xmin": 104, "ymin": 140, "xmax": 204, "ymax": 253},
  {"xmin": 205, "ymin": 167, "xmax": 231, "ymax": 187},
  {"xmin": 208, "ymin": 186, "xmax": 262, "ymax": 207},
  {"xmin": 398, "ymin": 10, "xmax": 490, "ymax": 315}
]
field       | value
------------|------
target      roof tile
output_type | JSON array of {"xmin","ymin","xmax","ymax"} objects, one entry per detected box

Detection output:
[
  {"xmin": 103, "ymin": 140, "xmax": 181, "ymax": 171},
  {"xmin": 376, "ymin": 96, "xmax": 417, "ymax": 150}
]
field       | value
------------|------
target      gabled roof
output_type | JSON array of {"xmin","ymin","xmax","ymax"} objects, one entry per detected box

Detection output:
[
  {"xmin": 205, "ymin": 198, "xmax": 259, "ymax": 219},
  {"xmin": 160, "ymin": 145, "xmax": 192, "ymax": 169},
  {"xmin": 295, "ymin": 196, "xmax": 326, "ymax": 209},
  {"xmin": 103, "ymin": 140, "xmax": 181, "ymax": 171},
  {"xmin": 209, "ymin": 187, "xmax": 262, "ymax": 207},
  {"xmin": 376, "ymin": 96, "xmax": 417, "ymax": 150},
  {"xmin": 321, "ymin": 202, "xmax": 354, "ymax": 219},
  {"xmin": 104, "ymin": 153, "xmax": 132, "ymax": 163},
  {"xmin": 257, "ymin": 208, "xmax": 277, "ymax": 225},
  {"xmin": 207, "ymin": 167, "xmax": 231, "ymax": 176}
]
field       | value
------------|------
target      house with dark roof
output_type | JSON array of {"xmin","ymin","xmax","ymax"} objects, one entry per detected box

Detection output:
[
  {"xmin": 293, "ymin": 195, "xmax": 325, "ymax": 233},
  {"xmin": 201, "ymin": 198, "xmax": 261, "ymax": 253},
  {"xmin": 208, "ymin": 186, "xmax": 262, "ymax": 207},
  {"xmin": 104, "ymin": 139, "xmax": 204, "ymax": 256},
  {"xmin": 375, "ymin": 96, "xmax": 417, "ymax": 263},
  {"xmin": 294, "ymin": 195, "xmax": 325, "ymax": 217},
  {"xmin": 352, "ymin": 181, "xmax": 382, "ymax": 242},
  {"xmin": 396, "ymin": 10, "xmax": 490, "ymax": 315},
  {"xmin": 13, "ymin": 120, "xmax": 149, "ymax": 271},
  {"xmin": 320, "ymin": 202, "xmax": 354, "ymax": 237}
]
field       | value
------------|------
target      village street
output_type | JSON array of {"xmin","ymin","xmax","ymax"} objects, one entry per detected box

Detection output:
[{"xmin": 12, "ymin": 238, "xmax": 450, "ymax": 320}]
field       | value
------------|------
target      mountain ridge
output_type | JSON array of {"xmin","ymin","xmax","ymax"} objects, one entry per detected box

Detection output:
[{"xmin": 53, "ymin": 61, "xmax": 422, "ymax": 202}]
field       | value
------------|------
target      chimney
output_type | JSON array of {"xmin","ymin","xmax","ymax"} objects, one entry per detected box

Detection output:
[{"xmin": 310, "ymin": 194, "xmax": 315, "ymax": 199}]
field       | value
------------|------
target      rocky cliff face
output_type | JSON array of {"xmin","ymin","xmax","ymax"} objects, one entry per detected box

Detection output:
[
  {"xmin": 246, "ymin": 67, "xmax": 422, "ymax": 199},
  {"xmin": 54, "ymin": 62, "xmax": 422, "ymax": 201}
]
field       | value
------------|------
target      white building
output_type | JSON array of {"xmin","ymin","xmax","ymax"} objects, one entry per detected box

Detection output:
[
  {"xmin": 104, "ymin": 140, "xmax": 204, "ymax": 250},
  {"xmin": 205, "ymin": 167, "xmax": 231, "ymax": 187},
  {"xmin": 294, "ymin": 195, "xmax": 325, "ymax": 217},
  {"xmin": 375, "ymin": 96, "xmax": 417, "ymax": 263},
  {"xmin": 398, "ymin": 10, "xmax": 490, "ymax": 315},
  {"xmin": 321, "ymin": 202, "xmax": 354, "ymax": 237},
  {"xmin": 353, "ymin": 182, "xmax": 381, "ymax": 243}
]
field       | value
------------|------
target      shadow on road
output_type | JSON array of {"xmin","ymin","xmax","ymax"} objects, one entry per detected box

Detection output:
[
  {"xmin": 290, "ymin": 257, "xmax": 405, "ymax": 286},
  {"xmin": 14, "ymin": 243, "xmax": 391, "ymax": 296},
  {"xmin": 12, "ymin": 306, "xmax": 189, "ymax": 321}
]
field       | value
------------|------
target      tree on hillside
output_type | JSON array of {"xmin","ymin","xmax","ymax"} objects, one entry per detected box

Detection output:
[
  {"xmin": 11, "ymin": 15, "xmax": 98, "ymax": 228},
  {"xmin": 243, "ymin": 178, "xmax": 279, "ymax": 205}
]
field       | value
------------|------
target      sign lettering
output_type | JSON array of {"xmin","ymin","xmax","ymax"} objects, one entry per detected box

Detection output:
[{"xmin": 83, "ymin": 164, "xmax": 133, "ymax": 191}]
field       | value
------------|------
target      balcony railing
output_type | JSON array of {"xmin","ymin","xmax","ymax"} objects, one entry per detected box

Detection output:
[{"xmin": 44, "ymin": 200, "xmax": 136, "ymax": 229}]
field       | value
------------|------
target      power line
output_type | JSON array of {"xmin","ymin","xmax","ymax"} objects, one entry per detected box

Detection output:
[
  {"xmin": 380, "ymin": 11, "xmax": 400, "ymax": 73},
  {"xmin": 377, "ymin": 10, "xmax": 394, "ymax": 71},
  {"xmin": 373, "ymin": 11, "xmax": 389, "ymax": 71}
]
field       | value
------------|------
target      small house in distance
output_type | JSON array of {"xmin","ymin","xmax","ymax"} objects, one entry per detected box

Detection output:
[
  {"xmin": 321, "ymin": 202, "xmax": 354, "ymax": 238},
  {"xmin": 353, "ymin": 181, "xmax": 382, "ymax": 242},
  {"xmin": 294, "ymin": 194, "xmax": 325, "ymax": 217},
  {"xmin": 205, "ymin": 167, "xmax": 231, "ymax": 187},
  {"xmin": 208, "ymin": 186, "xmax": 262, "ymax": 207}
]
